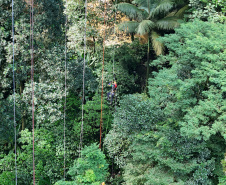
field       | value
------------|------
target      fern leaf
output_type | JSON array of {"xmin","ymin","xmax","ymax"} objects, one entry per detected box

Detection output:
[
  {"xmin": 156, "ymin": 16, "xmax": 183, "ymax": 30},
  {"xmin": 151, "ymin": 31, "xmax": 164, "ymax": 56},
  {"xmin": 116, "ymin": 3, "xmax": 145, "ymax": 21},
  {"xmin": 149, "ymin": 0, "xmax": 174, "ymax": 18},
  {"xmin": 137, "ymin": 20, "xmax": 155, "ymax": 35},
  {"xmin": 118, "ymin": 21, "xmax": 139, "ymax": 33},
  {"xmin": 175, "ymin": 5, "xmax": 189, "ymax": 18}
]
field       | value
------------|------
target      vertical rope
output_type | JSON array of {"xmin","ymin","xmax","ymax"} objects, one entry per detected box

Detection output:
[
  {"xmin": 113, "ymin": 0, "xmax": 117, "ymax": 111},
  {"xmin": 99, "ymin": 0, "xmax": 107, "ymax": 149},
  {"xmin": 64, "ymin": 1, "xmax": 67, "ymax": 180},
  {"xmin": 113, "ymin": 0, "xmax": 117, "ymax": 80},
  {"xmin": 12, "ymin": 0, "xmax": 17, "ymax": 184},
  {"xmin": 79, "ymin": 0, "xmax": 87, "ymax": 157},
  {"xmin": 30, "ymin": 0, "xmax": 35, "ymax": 184}
]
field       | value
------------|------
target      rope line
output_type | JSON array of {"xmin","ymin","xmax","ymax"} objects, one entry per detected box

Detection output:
[
  {"xmin": 113, "ymin": 0, "xmax": 117, "ymax": 80},
  {"xmin": 99, "ymin": 0, "xmax": 107, "ymax": 149},
  {"xmin": 30, "ymin": 0, "xmax": 35, "ymax": 184},
  {"xmin": 113, "ymin": 0, "xmax": 117, "ymax": 111},
  {"xmin": 64, "ymin": 2, "xmax": 67, "ymax": 180},
  {"xmin": 12, "ymin": 0, "xmax": 17, "ymax": 184},
  {"xmin": 79, "ymin": 0, "xmax": 87, "ymax": 157}
]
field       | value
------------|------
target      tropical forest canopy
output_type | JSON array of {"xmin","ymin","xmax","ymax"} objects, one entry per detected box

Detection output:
[{"xmin": 0, "ymin": 0, "xmax": 225, "ymax": 184}]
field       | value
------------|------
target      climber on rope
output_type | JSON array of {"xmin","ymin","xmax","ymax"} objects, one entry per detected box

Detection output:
[{"xmin": 107, "ymin": 80, "xmax": 117, "ymax": 104}]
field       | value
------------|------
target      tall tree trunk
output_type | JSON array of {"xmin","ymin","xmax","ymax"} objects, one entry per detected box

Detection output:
[
  {"xmin": 93, "ymin": 36, "xmax": 96, "ymax": 53},
  {"xmin": 131, "ymin": 33, "xmax": 134, "ymax": 41}
]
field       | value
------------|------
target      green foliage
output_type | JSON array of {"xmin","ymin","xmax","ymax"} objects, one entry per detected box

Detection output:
[
  {"xmin": 0, "ymin": 96, "xmax": 21, "ymax": 145},
  {"xmin": 149, "ymin": 19, "xmax": 226, "ymax": 183},
  {"xmin": 0, "ymin": 128, "xmax": 67, "ymax": 184},
  {"xmin": 105, "ymin": 19, "xmax": 226, "ymax": 184},
  {"xmin": 105, "ymin": 40, "xmax": 147, "ymax": 93},
  {"xmin": 55, "ymin": 180, "xmax": 77, "ymax": 185},
  {"xmin": 0, "ymin": 171, "xmax": 15, "ymax": 185},
  {"xmin": 104, "ymin": 94, "xmax": 163, "ymax": 167},
  {"xmin": 188, "ymin": 0, "xmax": 226, "ymax": 22},
  {"xmin": 152, "ymin": 20, "xmax": 226, "ymax": 141},
  {"xmin": 105, "ymin": 92, "xmax": 222, "ymax": 184},
  {"xmin": 116, "ymin": 0, "xmax": 188, "ymax": 55},
  {"xmin": 116, "ymin": 3, "xmax": 146, "ymax": 21},
  {"xmin": 123, "ymin": 129, "xmax": 216, "ymax": 184},
  {"xmin": 1, "ymin": 0, "xmax": 225, "ymax": 184},
  {"xmin": 65, "ymin": 0, "xmax": 86, "ymax": 53},
  {"xmin": 56, "ymin": 143, "xmax": 109, "ymax": 185},
  {"xmin": 220, "ymin": 154, "xmax": 226, "ymax": 185},
  {"xmin": 73, "ymin": 93, "xmax": 113, "ymax": 144}
]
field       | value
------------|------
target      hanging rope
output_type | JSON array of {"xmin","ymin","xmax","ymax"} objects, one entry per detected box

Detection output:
[
  {"xmin": 63, "ymin": 1, "xmax": 68, "ymax": 180},
  {"xmin": 113, "ymin": 0, "xmax": 117, "ymax": 80},
  {"xmin": 30, "ymin": 0, "xmax": 35, "ymax": 184},
  {"xmin": 79, "ymin": 0, "xmax": 87, "ymax": 157},
  {"xmin": 12, "ymin": 0, "xmax": 17, "ymax": 184},
  {"xmin": 113, "ymin": 0, "xmax": 117, "ymax": 111},
  {"xmin": 99, "ymin": 0, "xmax": 107, "ymax": 149}
]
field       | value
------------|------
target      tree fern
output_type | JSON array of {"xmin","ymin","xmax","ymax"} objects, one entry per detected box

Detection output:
[
  {"xmin": 137, "ymin": 20, "xmax": 155, "ymax": 35},
  {"xmin": 116, "ymin": 0, "xmax": 188, "ymax": 91}
]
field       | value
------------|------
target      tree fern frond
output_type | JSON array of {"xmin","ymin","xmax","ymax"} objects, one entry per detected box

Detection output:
[
  {"xmin": 151, "ymin": 31, "xmax": 164, "ymax": 56},
  {"xmin": 137, "ymin": 20, "xmax": 155, "ymax": 35},
  {"xmin": 132, "ymin": 0, "xmax": 150, "ymax": 9},
  {"xmin": 138, "ymin": 6, "xmax": 149, "ymax": 15},
  {"xmin": 175, "ymin": 5, "xmax": 189, "ymax": 18},
  {"xmin": 116, "ymin": 3, "xmax": 145, "ymax": 21},
  {"xmin": 149, "ymin": 0, "xmax": 173, "ymax": 18},
  {"xmin": 165, "ymin": 10, "xmax": 177, "ymax": 17},
  {"xmin": 118, "ymin": 21, "xmax": 139, "ymax": 33},
  {"xmin": 156, "ymin": 16, "xmax": 183, "ymax": 30}
]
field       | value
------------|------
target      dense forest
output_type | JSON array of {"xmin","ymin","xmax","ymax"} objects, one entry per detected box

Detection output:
[{"xmin": 0, "ymin": 0, "xmax": 226, "ymax": 184}]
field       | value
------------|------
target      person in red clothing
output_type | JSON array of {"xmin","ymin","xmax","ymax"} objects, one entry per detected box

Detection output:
[{"xmin": 107, "ymin": 81, "xmax": 117, "ymax": 104}]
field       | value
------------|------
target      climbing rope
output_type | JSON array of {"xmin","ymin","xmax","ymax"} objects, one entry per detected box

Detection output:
[
  {"xmin": 64, "ymin": 1, "xmax": 68, "ymax": 180},
  {"xmin": 79, "ymin": 0, "xmax": 87, "ymax": 157},
  {"xmin": 113, "ymin": 0, "xmax": 117, "ymax": 80},
  {"xmin": 30, "ymin": 0, "xmax": 35, "ymax": 184},
  {"xmin": 113, "ymin": 0, "xmax": 117, "ymax": 111},
  {"xmin": 99, "ymin": 0, "xmax": 107, "ymax": 149},
  {"xmin": 12, "ymin": 0, "xmax": 17, "ymax": 184}
]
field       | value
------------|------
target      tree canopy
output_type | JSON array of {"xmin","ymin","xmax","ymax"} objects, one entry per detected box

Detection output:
[{"xmin": 0, "ymin": 0, "xmax": 225, "ymax": 184}]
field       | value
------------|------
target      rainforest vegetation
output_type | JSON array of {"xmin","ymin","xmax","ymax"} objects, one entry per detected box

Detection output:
[{"xmin": 0, "ymin": 0, "xmax": 226, "ymax": 184}]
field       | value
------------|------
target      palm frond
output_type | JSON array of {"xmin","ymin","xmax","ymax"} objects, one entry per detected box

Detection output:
[
  {"xmin": 156, "ymin": 16, "xmax": 183, "ymax": 30},
  {"xmin": 165, "ymin": 10, "xmax": 177, "ymax": 17},
  {"xmin": 116, "ymin": 3, "xmax": 145, "ymax": 21},
  {"xmin": 175, "ymin": 5, "xmax": 189, "ymax": 18},
  {"xmin": 132, "ymin": 0, "xmax": 150, "ymax": 8},
  {"xmin": 118, "ymin": 21, "xmax": 139, "ymax": 33},
  {"xmin": 137, "ymin": 20, "xmax": 155, "ymax": 35},
  {"xmin": 151, "ymin": 31, "xmax": 164, "ymax": 56},
  {"xmin": 149, "ymin": 0, "xmax": 174, "ymax": 18}
]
